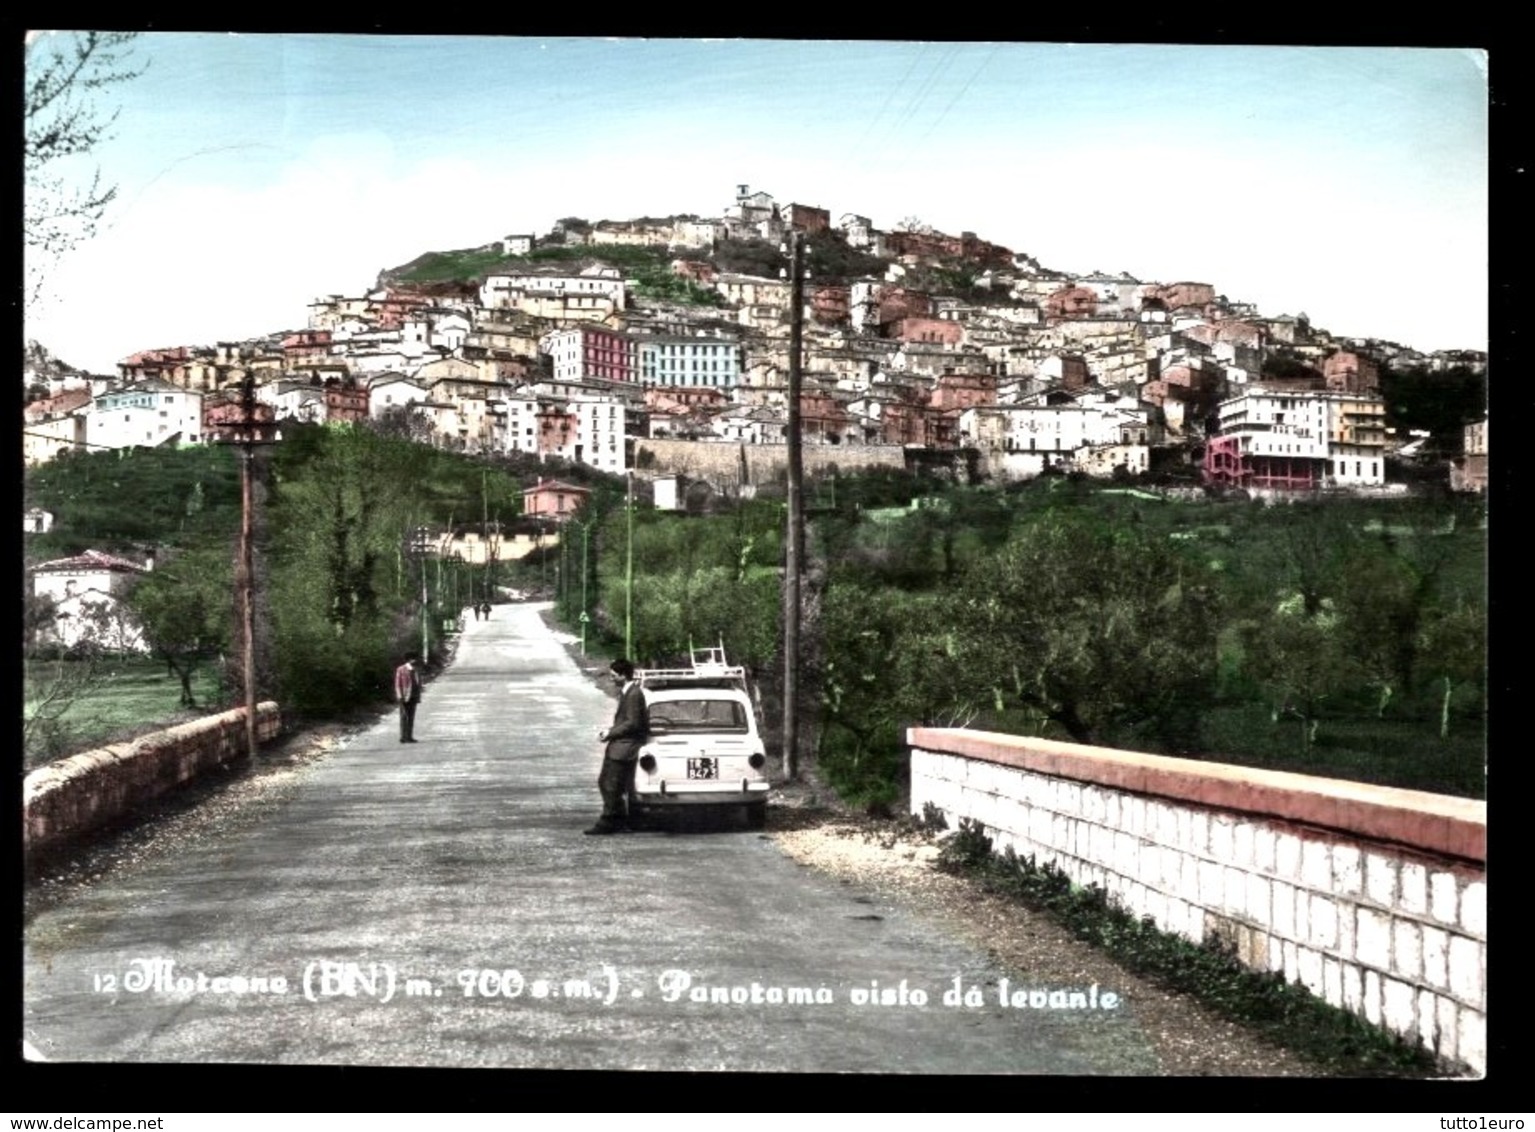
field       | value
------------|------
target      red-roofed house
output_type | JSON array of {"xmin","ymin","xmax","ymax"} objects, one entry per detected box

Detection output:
[
  {"xmin": 522, "ymin": 478, "xmax": 592, "ymax": 523},
  {"xmin": 31, "ymin": 549, "xmax": 153, "ymax": 653}
]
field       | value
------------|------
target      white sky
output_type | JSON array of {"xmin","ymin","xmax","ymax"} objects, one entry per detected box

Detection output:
[{"xmin": 24, "ymin": 34, "xmax": 1490, "ymax": 374}]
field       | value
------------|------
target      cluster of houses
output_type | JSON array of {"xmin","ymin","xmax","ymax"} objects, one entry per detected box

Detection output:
[{"xmin": 25, "ymin": 183, "xmax": 1488, "ymax": 495}]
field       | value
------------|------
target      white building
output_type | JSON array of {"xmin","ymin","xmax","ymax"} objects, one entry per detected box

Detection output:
[
  {"xmin": 671, "ymin": 219, "xmax": 724, "ymax": 249},
  {"xmin": 31, "ymin": 549, "xmax": 151, "ymax": 654},
  {"xmin": 367, "ymin": 373, "xmax": 430, "ymax": 418},
  {"xmin": 256, "ymin": 379, "xmax": 326, "ymax": 423},
  {"xmin": 637, "ymin": 334, "xmax": 742, "ymax": 389},
  {"xmin": 85, "ymin": 381, "xmax": 205, "ymax": 452},
  {"xmin": 960, "ymin": 398, "xmax": 1154, "ymax": 481},
  {"xmin": 24, "ymin": 412, "xmax": 88, "ymax": 466},
  {"xmin": 479, "ymin": 263, "xmax": 626, "ymax": 310},
  {"xmin": 403, "ymin": 310, "xmax": 472, "ymax": 356},
  {"xmin": 1211, "ymin": 389, "xmax": 1387, "ymax": 487},
  {"xmin": 569, "ymin": 396, "xmax": 628, "ymax": 474},
  {"xmin": 495, "ymin": 392, "xmax": 542, "ymax": 456},
  {"xmin": 712, "ymin": 406, "xmax": 785, "ymax": 445}
]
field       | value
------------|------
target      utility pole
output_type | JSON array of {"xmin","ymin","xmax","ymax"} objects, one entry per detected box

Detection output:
[
  {"xmin": 625, "ymin": 471, "xmax": 634, "ymax": 659},
  {"xmin": 203, "ymin": 376, "xmax": 279, "ymax": 762},
  {"xmin": 782, "ymin": 231, "xmax": 806, "ymax": 781}
]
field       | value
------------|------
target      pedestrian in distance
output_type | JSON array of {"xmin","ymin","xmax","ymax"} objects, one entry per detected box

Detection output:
[
  {"xmin": 479, "ymin": 601, "xmax": 491, "ymax": 621},
  {"xmin": 394, "ymin": 654, "xmax": 423, "ymax": 743},
  {"xmin": 585, "ymin": 658, "xmax": 649, "ymax": 835}
]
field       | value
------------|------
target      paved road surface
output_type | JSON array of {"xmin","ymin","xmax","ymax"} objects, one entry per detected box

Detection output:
[{"xmin": 24, "ymin": 603, "xmax": 1160, "ymax": 1073}]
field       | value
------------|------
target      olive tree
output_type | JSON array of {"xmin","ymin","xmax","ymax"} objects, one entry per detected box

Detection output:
[
  {"xmin": 947, "ymin": 513, "xmax": 1223, "ymax": 751},
  {"xmin": 124, "ymin": 541, "xmax": 232, "ymax": 708},
  {"xmin": 1419, "ymin": 601, "xmax": 1487, "ymax": 739}
]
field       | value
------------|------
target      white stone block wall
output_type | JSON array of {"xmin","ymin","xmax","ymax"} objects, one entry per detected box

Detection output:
[{"xmin": 909, "ymin": 739, "xmax": 1486, "ymax": 1075}]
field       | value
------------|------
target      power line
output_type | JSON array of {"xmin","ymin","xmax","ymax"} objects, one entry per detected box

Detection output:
[
  {"xmin": 853, "ymin": 44, "xmax": 933, "ymax": 163},
  {"xmin": 917, "ymin": 44, "xmax": 1002, "ymax": 147},
  {"xmin": 20, "ymin": 429, "xmax": 166, "ymax": 452}
]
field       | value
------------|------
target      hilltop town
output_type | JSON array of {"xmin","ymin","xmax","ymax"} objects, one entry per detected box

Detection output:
[{"xmin": 22, "ymin": 183, "xmax": 1489, "ymax": 494}]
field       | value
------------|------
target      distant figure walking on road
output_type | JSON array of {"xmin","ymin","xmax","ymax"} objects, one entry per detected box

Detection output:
[
  {"xmin": 394, "ymin": 655, "xmax": 423, "ymax": 743},
  {"xmin": 479, "ymin": 601, "xmax": 491, "ymax": 621},
  {"xmin": 585, "ymin": 658, "xmax": 649, "ymax": 835}
]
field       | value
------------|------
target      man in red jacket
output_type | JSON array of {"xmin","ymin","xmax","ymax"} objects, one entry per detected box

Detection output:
[
  {"xmin": 394, "ymin": 654, "xmax": 423, "ymax": 743},
  {"xmin": 585, "ymin": 658, "xmax": 648, "ymax": 835}
]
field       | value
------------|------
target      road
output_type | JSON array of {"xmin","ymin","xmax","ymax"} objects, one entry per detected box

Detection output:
[{"xmin": 24, "ymin": 602, "xmax": 1161, "ymax": 1073}]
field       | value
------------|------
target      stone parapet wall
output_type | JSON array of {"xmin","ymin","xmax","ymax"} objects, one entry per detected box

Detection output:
[
  {"xmin": 907, "ymin": 727, "xmax": 1487, "ymax": 1075},
  {"xmin": 24, "ymin": 703, "xmax": 283, "ymax": 854}
]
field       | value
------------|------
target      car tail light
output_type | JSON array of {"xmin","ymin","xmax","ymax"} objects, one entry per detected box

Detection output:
[
  {"xmin": 639, "ymin": 754, "xmax": 657, "ymax": 772},
  {"xmin": 748, "ymin": 753, "xmax": 765, "ymax": 769}
]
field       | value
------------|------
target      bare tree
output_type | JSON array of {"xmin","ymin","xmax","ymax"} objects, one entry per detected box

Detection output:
[{"xmin": 24, "ymin": 30, "xmax": 147, "ymax": 309}]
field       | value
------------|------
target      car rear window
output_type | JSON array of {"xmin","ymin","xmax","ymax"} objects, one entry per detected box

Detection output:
[{"xmin": 648, "ymin": 699, "xmax": 748, "ymax": 733}]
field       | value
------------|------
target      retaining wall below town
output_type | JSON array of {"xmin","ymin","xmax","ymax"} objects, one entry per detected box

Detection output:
[
  {"xmin": 23, "ymin": 703, "xmax": 282, "ymax": 855},
  {"xmin": 634, "ymin": 438, "xmax": 908, "ymax": 486},
  {"xmin": 907, "ymin": 727, "xmax": 1488, "ymax": 1076}
]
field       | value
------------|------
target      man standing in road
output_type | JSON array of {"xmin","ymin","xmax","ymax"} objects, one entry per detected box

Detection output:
[
  {"xmin": 585, "ymin": 658, "xmax": 648, "ymax": 835},
  {"xmin": 394, "ymin": 654, "xmax": 423, "ymax": 743}
]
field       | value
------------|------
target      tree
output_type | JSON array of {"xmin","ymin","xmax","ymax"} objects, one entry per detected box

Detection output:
[
  {"xmin": 1418, "ymin": 601, "xmax": 1486, "ymax": 739},
  {"xmin": 1379, "ymin": 363, "xmax": 1487, "ymax": 446},
  {"xmin": 1244, "ymin": 594, "xmax": 1353, "ymax": 757},
  {"xmin": 124, "ymin": 542, "xmax": 232, "ymax": 708},
  {"xmin": 24, "ymin": 31, "xmax": 147, "ymax": 309},
  {"xmin": 23, "ymin": 642, "xmax": 111, "ymax": 764},
  {"xmin": 947, "ymin": 513, "xmax": 1223, "ymax": 750}
]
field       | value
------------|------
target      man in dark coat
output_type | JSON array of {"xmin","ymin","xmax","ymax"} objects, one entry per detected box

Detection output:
[
  {"xmin": 585, "ymin": 658, "xmax": 648, "ymax": 835},
  {"xmin": 394, "ymin": 654, "xmax": 423, "ymax": 743}
]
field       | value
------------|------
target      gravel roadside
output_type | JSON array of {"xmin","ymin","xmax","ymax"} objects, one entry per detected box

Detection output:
[{"xmin": 765, "ymin": 786, "xmax": 1319, "ymax": 1076}]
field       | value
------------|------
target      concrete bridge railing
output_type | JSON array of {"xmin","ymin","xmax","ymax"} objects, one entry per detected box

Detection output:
[
  {"xmin": 908, "ymin": 727, "xmax": 1487, "ymax": 1076},
  {"xmin": 24, "ymin": 702, "xmax": 283, "ymax": 856}
]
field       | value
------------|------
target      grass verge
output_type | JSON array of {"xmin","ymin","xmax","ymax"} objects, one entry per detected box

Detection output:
[{"xmin": 23, "ymin": 656, "xmax": 229, "ymax": 773}]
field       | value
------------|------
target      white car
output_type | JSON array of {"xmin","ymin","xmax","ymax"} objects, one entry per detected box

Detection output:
[{"xmin": 630, "ymin": 649, "xmax": 770, "ymax": 828}]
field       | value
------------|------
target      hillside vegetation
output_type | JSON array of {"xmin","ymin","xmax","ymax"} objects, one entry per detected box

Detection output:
[{"xmin": 547, "ymin": 475, "xmax": 1487, "ymax": 804}]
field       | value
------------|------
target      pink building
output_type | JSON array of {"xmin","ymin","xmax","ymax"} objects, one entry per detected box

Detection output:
[
  {"xmin": 522, "ymin": 478, "xmax": 591, "ymax": 522},
  {"xmin": 885, "ymin": 317, "xmax": 963, "ymax": 345},
  {"xmin": 1045, "ymin": 286, "xmax": 1098, "ymax": 321},
  {"xmin": 1324, "ymin": 350, "xmax": 1381, "ymax": 395},
  {"xmin": 544, "ymin": 326, "xmax": 638, "ymax": 384}
]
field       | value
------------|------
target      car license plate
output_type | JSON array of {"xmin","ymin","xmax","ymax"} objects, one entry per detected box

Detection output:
[{"xmin": 687, "ymin": 758, "xmax": 719, "ymax": 780}]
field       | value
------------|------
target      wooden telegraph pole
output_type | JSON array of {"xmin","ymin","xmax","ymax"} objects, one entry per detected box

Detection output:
[
  {"xmin": 783, "ymin": 231, "xmax": 806, "ymax": 781},
  {"xmin": 203, "ymin": 376, "xmax": 279, "ymax": 761},
  {"xmin": 625, "ymin": 471, "xmax": 634, "ymax": 660}
]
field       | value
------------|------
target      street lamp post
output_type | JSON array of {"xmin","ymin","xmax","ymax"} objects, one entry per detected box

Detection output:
[
  {"xmin": 410, "ymin": 525, "xmax": 432, "ymax": 663},
  {"xmin": 580, "ymin": 518, "xmax": 590, "ymax": 656}
]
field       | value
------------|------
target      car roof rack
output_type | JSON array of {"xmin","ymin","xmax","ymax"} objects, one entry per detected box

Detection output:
[{"xmin": 637, "ymin": 641, "xmax": 749, "ymax": 689}]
